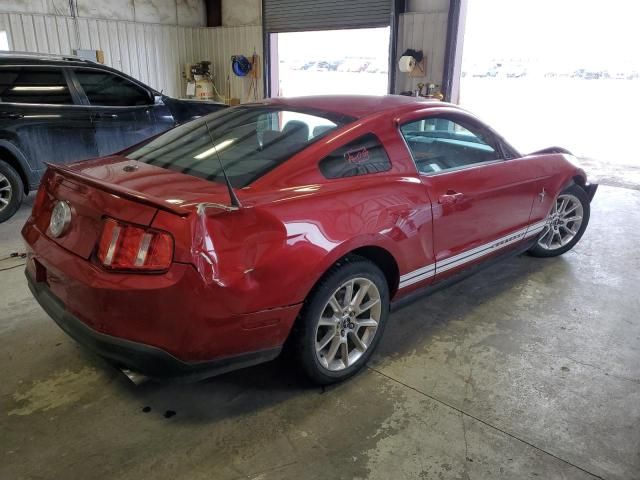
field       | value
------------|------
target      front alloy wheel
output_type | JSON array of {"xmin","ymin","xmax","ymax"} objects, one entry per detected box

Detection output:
[
  {"xmin": 528, "ymin": 184, "xmax": 590, "ymax": 258},
  {"xmin": 537, "ymin": 193, "xmax": 584, "ymax": 250}
]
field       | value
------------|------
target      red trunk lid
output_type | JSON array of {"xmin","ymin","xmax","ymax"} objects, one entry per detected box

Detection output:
[{"xmin": 37, "ymin": 156, "xmax": 234, "ymax": 259}]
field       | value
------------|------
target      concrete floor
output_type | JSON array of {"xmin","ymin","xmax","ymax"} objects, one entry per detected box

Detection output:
[{"xmin": 1, "ymin": 186, "xmax": 639, "ymax": 480}]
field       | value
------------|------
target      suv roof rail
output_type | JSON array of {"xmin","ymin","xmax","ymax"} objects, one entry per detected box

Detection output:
[{"xmin": 0, "ymin": 50, "xmax": 97, "ymax": 64}]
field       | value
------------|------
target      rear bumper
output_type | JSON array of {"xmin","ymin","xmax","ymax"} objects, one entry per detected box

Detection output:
[
  {"xmin": 22, "ymin": 218, "xmax": 302, "ymax": 374},
  {"xmin": 27, "ymin": 271, "xmax": 281, "ymax": 380},
  {"xmin": 585, "ymin": 183, "xmax": 598, "ymax": 202}
]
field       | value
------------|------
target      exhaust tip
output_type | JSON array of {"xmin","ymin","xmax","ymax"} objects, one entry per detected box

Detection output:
[{"xmin": 120, "ymin": 368, "xmax": 149, "ymax": 385}]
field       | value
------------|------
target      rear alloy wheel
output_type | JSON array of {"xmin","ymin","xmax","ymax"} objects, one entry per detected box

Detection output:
[
  {"xmin": 528, "ymin": 184, "xmax": 590, "ymax": 257},
  {"xmin": 293, "ymin": 257, "xmax": 389, "ymax": 384},
  {"xmin": 0, "ymin": 160, "xmax": 24, "ymax": 223},
  {"xmin": 315, "ymin": 277, "xmax": 382, "ymax": 371}
]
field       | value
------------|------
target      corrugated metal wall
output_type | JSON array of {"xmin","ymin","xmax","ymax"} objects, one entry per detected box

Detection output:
[
  {"xmin": 396, "ymin": 11, "xmax": 449, "ymax": 94},
  {"xmin": 197, "ymin": 26, "xmax": 263, "ymax": 102},
  {"xmin": 0, "ymin": 12, "xmax": 263, "ymax": 100}
]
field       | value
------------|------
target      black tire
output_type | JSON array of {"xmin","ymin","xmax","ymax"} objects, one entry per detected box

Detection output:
[
  {"xmin": 528, "ymin": 184, "xmax": 590, "ymax": 258},
  {"xmin": 0, "ymin": 160, "xmax": 24, "ymax": 223},
  {"xmin": 291, "ymin": 256, "xmax": 390, "ymax": 385}
]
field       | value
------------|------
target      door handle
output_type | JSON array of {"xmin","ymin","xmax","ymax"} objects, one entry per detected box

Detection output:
[
  {"xmin": 0, "ymin": 112, "xmax": 23, "ymax": 119},
  {"xmin": 438, "ymin": 190, "xmax": 465, "ymax": 205}
]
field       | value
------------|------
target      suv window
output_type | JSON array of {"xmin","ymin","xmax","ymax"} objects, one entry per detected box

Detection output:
[
  {"xmin": 400, "ymin": 117, "xmax": 500, "ymax": 175},
  {"xmin": 319, "ymin": 133, "xmax": 391, "ymax": 179},
  {"xmin": 0, "ymin": 68, "xmax": 73, "ymax": 105},
  {"xmin": 75, "ymin": 69, "xmax": 151, "ymax": 106}
]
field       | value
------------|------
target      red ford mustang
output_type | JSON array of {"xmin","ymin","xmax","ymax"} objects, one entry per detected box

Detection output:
[{"xmin": 22, "ymin": 95, "xmax": 597, "ymax": 384}]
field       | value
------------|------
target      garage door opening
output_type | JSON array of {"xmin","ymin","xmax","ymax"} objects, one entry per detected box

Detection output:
[
  {"xmin": 0, "ymin": 31, "xmax": 9, "ymax": 51},
  {"xmin": 269, "ymin": 27, "xmax": 390, "ymax": 97},
  {"xmin": 457, "ymin": 0, "xmax": 640, "ymax": 187}
]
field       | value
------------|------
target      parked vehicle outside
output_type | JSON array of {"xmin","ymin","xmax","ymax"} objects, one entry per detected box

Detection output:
[
  {"xmin": 503, "ymin": 64, "xmax": 527, "ymax": 78},
  {"xmin": 470, "ymin": 63, "xmax": 501, "ymax": 78},
  {"xmin": 22, "ymin": 95, "xmax": 597, "ymax": 385},
  {"xmin": 0, "ymin": 52, "xmax": 226, "ymax": 222}
]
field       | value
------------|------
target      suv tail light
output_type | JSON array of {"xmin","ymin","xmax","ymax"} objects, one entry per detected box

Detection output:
[{"xmin": 96, "ymin": 218, "xmax": 173, "ymax": 272}]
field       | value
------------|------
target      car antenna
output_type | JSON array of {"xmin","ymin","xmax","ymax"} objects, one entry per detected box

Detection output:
[{"xmin": 203, "ymin": 119, "xmax": 242, "ymax": 210}]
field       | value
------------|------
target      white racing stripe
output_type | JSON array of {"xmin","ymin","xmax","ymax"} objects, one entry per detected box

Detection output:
[
  {"xmin": 398, "ymin": 218, "xmax": 548, "ymax": 289},
  {"xmin": 524, "ymin": 220, "xmax": 547, "ymax": 237},
  {"xmin": 399, "ymin": 264, "xmax": 436, "ymax": 288}
]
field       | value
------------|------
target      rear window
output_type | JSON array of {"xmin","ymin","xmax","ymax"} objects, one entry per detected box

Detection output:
[{"xmin": 126, "ymin": 106, "xmax": 353, "ymax": 187}]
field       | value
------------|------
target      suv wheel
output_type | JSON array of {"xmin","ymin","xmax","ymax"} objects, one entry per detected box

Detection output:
[
  {"xmin": 292, "ymin": 256, "xmax": 390, "ymax": 385},
  {"xmin": 0, "ymin": 160, "xmax": 24, "ymax": 223}
]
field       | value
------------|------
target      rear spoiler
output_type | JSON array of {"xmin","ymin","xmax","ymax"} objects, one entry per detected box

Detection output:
[{"xmin": 46, "ymin": 163, "xmax": 191, "ymax": 217}]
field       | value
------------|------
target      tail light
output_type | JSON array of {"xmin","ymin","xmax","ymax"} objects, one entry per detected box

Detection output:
[
  {"xmin": 32, "ymin": 170, "xmax": 54, "ymax": 216},
  {"xmin": 96, "ymin": 218, "xmax": 173, "ymax": 272},
  {"xmin": 32, "ymin": 183, "xmax": 48, "ymax": 215}
]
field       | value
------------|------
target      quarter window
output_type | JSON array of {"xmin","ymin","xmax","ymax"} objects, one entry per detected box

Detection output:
[
  {"xmin": 0, "ymin": 68, "xmax": 73, "ymax": 104},
  {"xmin": 319, "ymin": 133, "xmax": 391, "ymax": 179},
  {"xmin": 400, "ymin": 117, "xmax": 500, "ymax": 175},
  {"xmin": 75, "ymin": 70, "xmax": 151, "ymax": 106}
]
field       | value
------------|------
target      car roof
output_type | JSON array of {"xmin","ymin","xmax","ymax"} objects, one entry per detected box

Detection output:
[
  {"xmin": 260, "ymin": 95, "xmax": 453, "ymax": 119},
  {"xmin": 0, "ymin": 51, "xmax": 159, "ymax": 93},
  {"xmin": 0, "ymin": 51, "xmax": 98, "ymax": 67}
]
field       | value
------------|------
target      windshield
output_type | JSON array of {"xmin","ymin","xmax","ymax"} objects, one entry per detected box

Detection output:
[{"xmin": 126, "ymin": 106, "xmax": 354, "ymax": 187}]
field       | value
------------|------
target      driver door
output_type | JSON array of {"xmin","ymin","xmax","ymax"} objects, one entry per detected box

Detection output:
[{"xmin": 399, "ymin": 112, "xmax": 540, "ymax": 280}]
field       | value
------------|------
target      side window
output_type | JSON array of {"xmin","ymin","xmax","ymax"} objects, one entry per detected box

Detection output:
[
  {"xmin": 319, "ymin": 133, "xmax": 391, "ymax": 179},
  {"xmin": 0, "ymin": 68, "xmax": 73, "ymax": 105},
  {"xmin": 400, "ymin": 117, "xmax": 500, "ymax": 175},
  {"xmin": 75, "ymin": 70, "xmax": 151, "ymax": 106}
]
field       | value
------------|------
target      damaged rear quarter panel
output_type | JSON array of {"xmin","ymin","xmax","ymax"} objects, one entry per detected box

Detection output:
[{"xmin": 151, "ymin": 174, "xmax": 432, "ymax": 316}]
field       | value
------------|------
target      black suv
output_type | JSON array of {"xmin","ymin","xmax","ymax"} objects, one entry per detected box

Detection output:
[{"xmin": 0, "ymin": 52, "xmax": 225, "ymax": 222}]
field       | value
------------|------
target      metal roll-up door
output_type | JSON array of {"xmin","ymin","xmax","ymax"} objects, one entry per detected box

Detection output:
[{"xmin": 264, "ymin": 0, "xmax": 393, "ymax": 33}]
